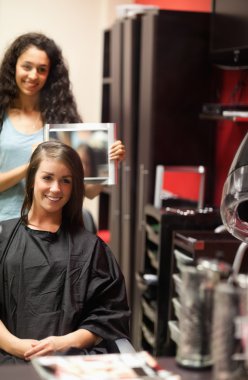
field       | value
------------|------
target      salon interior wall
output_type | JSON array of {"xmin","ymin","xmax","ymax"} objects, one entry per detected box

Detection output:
[
  {"xmin": 0, "ymin": 0, "xmax": 133, "ymax": 227},
  {"xmin": 135, "ymin": 0, "xmax": 248, "ymax": 207}
]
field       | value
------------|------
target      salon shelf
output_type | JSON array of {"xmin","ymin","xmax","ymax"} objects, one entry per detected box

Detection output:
[
  {"xmin": 101, "ymin": 9, "xmax": 219, "ymax": 353},
  {"xmin": 135, "ymin": 204, "xmax": 221, "ymax": 357},
  {"xmin": 200, "ymin": 113, "xmax": 248, "ymax": 122},
  {"xmin": 142, "ymin": 298, "xmax": 156, "ymax": 322},
  {"xmin": 141, "ymin": 323, "xmax": 155, "ymax": 347},
  {"xmin": 147, "ymin": 248, "xmax": 159, "ymax": 270}
]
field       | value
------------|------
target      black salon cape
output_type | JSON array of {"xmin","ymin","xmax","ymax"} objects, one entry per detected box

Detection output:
[{"xmin": 0, "ymin": 218, "xmax": 130, "ymax": 364}]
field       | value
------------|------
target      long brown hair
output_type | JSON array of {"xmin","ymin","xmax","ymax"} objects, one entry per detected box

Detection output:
[{"xmin": 21, "ymin": 141, "xmax": 85, "ymax": 231}]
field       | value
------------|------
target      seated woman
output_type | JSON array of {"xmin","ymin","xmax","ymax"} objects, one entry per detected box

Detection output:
[{"xmin": 0, "ymin": 141, "xmax": 130, "ymax": 364}]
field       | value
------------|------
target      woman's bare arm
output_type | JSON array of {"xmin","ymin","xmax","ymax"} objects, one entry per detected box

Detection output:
[
  {"xmin": 24, "ymin": 329, "xmax": 100, "ymax": 359},
  {"xmin": 85, "ymin": 184, "xmax": 104, "ymax": 199},
  {"xmin": 0, "ymin": 320, "xmax": 38, "ymax": 359},
  {"xmin": 0, "ymin": 164, "xmax": 28, "ymax": 192}
]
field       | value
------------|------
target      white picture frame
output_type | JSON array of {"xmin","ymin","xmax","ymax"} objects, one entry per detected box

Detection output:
[{"xmin": 43, "ymin": 123, "xmax": 117, "ymax": 185}]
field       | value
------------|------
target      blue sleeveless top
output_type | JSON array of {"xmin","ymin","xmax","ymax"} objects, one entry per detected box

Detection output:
[{"xmin": 0, "ymin": 116, "xmax": 44, "ymax": 221}]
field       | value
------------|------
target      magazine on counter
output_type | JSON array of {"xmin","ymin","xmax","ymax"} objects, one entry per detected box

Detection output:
[{"xmin": 32, "ymin": 351, "xmax": 181, "ymax": 380}]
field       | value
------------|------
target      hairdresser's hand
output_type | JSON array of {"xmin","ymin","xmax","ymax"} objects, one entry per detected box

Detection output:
[
  {"xmin": 24, "ymin": 336, "xmax": 65, "ymax": 359},
  {"xmin": 109, "ymin": 140, "xmax": 126, "ymax": 162}
]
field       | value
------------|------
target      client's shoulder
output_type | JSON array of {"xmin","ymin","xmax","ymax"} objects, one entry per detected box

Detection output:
[{"xmin": 0, "ymin": 217, "xmax": 21, "ymax": 242}]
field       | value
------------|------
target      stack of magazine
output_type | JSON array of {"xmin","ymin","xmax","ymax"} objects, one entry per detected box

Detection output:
[{"xmin": 32, "ymin": 351, "xmax": 181, "ymax": 380}]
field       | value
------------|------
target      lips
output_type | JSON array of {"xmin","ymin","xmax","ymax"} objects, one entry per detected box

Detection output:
[
  {"xmin": 24, "ymin": 81, "xmax": 38, "ymax": 89},
  {"xmin": 45, "ymin": 195, "xmax": 62, "ymax": 202}
]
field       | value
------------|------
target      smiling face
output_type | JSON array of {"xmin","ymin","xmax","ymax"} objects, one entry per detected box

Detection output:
[
  {"xmin": 32, "ymin": 158, "xmax": 73, "ymax": 218},
  {"xmin": 15, "ymin": 45, "xmax": 50, "ymax": 98}
]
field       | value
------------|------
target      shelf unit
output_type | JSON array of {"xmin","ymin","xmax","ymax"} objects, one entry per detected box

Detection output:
[
  {"xmin": 100, "ymin": 9, "xmax": 218, "ymax": 347},
  {"xmin": 171, "ymin": 230, "xmax": 248, "ymax": 273},
  {"xmin": 168, "ymin": 229, "xmax": 247, "ymax": 351},
  {"xmin": 200, "ymin": 113, "xmax": 248, "ymax": 122},
  {"xmin": 200, "ymin": 104, "xmax": 248, "ymax": 122},
  {"xmin": 136, "ymin": 204, "xmax": 221, "ymax": 356}
]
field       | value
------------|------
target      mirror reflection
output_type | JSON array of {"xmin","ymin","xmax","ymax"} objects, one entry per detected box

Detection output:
[
  {"xmin": 44, "ymin": 123, "xmax": 116, "ymax": 185},
  {"xmin": 50, "ymin": 130, "xmax": 109, "ymax": 180}
]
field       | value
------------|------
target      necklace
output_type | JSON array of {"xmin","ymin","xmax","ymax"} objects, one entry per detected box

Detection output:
[
  {"xmin": 30, "ymin": 111, "xmax": 41, "ymax": 130},
  {"xmin": 9, "ymin": 108, "xmax": 42, "ymax": 133}
]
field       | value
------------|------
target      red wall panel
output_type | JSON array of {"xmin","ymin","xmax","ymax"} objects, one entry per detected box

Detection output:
[
  {"xmin": 213, "ymin": 69, "xmax": 248, "ymax": 205},
  {"xmin": 134, "ymin": 0, "xmax": 211, "ymax": 12}
]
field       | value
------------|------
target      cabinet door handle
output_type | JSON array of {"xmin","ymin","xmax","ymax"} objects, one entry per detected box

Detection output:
[
  {"xmin": 124, "ymin": 164, "xmax": 131, "ymax": 221},
  {"xmin": 138, "ymin": 164, "xmax": 149, "ymax": 231}
]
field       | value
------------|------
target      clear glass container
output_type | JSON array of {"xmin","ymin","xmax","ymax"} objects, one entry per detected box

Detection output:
[
  {"xmin": 221, "ymin": 165, "xmax": 248, "ymax": 242},
  {"xmin": 220, "ymin": 133, "xmax": 248, "ymax": 243}
]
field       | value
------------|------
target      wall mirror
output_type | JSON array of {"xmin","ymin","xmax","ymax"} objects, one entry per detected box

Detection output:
[{"xmin": 44, "ymin": 123, "xmax": 117, "ymax": 184}]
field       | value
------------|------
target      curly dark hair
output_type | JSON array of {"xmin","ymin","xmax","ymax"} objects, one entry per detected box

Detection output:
[{"xmin": 0, "ymin": 32, "xmax": 82, "ymax": 127}]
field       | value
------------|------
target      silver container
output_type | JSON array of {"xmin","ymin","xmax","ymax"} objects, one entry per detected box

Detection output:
[
  {"xmin": 212, "ymin": 278, "xmax": 248, "ymax": 380},
  {"xmin": 176, "ymin": 265, "xmax": 216, "ymax": 368}
]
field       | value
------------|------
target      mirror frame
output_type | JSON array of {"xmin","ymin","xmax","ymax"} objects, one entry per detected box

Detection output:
[{"xmin": 43, "ymin": 123, "xmax": 117, "ymax": 185}]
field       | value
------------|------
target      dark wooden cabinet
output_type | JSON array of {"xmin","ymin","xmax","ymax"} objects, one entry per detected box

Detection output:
[
  {"xmin": 136, "ymin": 204, "xmax": 221, "ymax": 356},
  {"xmin": 120, "ymin": 16, "xmax": 141, "ymax": 301},
  {"xmin": 100, "ymin": 15, "xmax": 142, "ymax": 303},
  {"xmin": 100, "ymin": 9, "xmax": 217, "ymax": 347},
  {"xmin": 134, "ymin": 9, "xmax": 215, "ymax": 271}
]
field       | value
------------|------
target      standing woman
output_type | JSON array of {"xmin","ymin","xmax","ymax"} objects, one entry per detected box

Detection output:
[
  {"xmin": 0, "ymin": 141, "xmax": 130, "ymax": 363},
  {"xmin": 0, "ymin": 32, "xmax": 125, "ymax": 221}
]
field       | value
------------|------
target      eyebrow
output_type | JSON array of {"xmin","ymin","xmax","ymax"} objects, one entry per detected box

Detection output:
[
  {"xmin": 22, "ymin": 61, "xmax": 49, "ymax": 67},
  {"xmin": 41, "ymin": 171, "xmax": 72, "ymax": 178}
]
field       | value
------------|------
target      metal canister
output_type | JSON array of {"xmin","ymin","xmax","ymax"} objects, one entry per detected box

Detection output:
[
  {"xmin": 212, "ymin": 277, "xmax": 248, "ymax": 380},
  {"xmin": 176, "ymin": 259, "xmax": 232, "ymax": 369}
]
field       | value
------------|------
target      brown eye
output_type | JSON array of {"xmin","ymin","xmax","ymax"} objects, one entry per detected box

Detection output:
[
  {"xmin": 22, "ymin": 64, "xmax": 32, "ymax": 71},
  {"xmin": 62, "ymin": 178, "xmax": 72, "ymax": 184},
  {"xmin": 38, "ymin": 66, "xmax": 48, "ymax": 74},
  {"xmin": 43, "ymin": 176, "xmax": 52, "ymax": 181}
]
